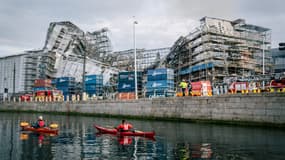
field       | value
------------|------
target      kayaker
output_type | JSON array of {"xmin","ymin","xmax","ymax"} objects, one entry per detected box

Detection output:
[
  {"xmin": 33, "ymin": 116, "xmax": 46, "ymax": 128},
  {"xmin": 116, "ymin": 120, "xmax": 133, "ymax": 132}
]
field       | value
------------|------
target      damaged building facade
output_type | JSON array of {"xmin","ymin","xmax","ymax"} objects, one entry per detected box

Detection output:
[
  {"xmin": 165, "ymin": 17, "xmax": 272, "ymax": 86},
  {"xmin": 0, "ymin": 21, "xmax": 118, "ymax": 95},
  {"xmin": 0, "ymin": 50, "xmax": 50, "ymax": 96}
]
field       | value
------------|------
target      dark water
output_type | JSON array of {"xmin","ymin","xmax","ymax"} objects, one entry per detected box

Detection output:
[{"xmin": 0, "ymin": 112, "xmax": 285, "ymax": 160}]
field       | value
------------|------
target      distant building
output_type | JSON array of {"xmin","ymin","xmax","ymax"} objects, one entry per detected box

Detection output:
[
  {"xmin": 270, "ymin": 43, "xmax": 285, "ymax": 74},
  {"xmin": 165, "ymin": 17, "xmax": 272, "ymax": 85},
  {"xmin": 0, "ymin": 50, "xmax": 43, "ymax": 94},
  {"xmin": 113, "ymin": 47, "xmax": 170, "ymax": 71}
]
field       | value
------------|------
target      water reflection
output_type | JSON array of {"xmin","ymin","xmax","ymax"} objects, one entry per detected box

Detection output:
[
  {"xmin": 174, "ymin": 143, "xmax": 213, "ymax": 160},
  {"xmin": 0, "ymin": 112, "xmax": 285, "ymax": 160}
]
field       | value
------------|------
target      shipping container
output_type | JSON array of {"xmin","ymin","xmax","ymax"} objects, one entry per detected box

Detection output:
[
  {"xmin": 147, "ymin": 68, "xmax": 174, "ymax": 81},
  {"xmin": 85, "ymin": 74, "xmax": 103, "ymax": 79},
  {"xmin": 55, "ymin": 77, "xmax": 75, "ymax": 83},
  {"xmin": 118, "ymin": 71, "xmax": 143, "ymax": 82},
  {"xmin": 85, "ymin": 74, "xmax": 103, "ymax": 85},
  {"xmin": 56, "ymin": 86, "xmax": 75, "ymax": 94},
  {"xmin": 146, "ymin": 80, "xmax": 174, "ymax": 91},
  {"xmin": 33, "ymin": 87, "xmax": 52, "ymax": 91},
  {"xmin": 56, "ymin": 81, "xmax": 76, "ymax": 87}
]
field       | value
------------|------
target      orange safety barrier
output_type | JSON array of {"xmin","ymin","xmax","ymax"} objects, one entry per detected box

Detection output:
[{"xmin": 117, "ymin": 92, "xmax": 136, "ymax": 100}]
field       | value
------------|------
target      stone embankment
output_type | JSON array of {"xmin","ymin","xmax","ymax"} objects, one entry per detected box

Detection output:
[{"xmin": 1, "ymin": 93, "xmax": 285, "ymax": 127}]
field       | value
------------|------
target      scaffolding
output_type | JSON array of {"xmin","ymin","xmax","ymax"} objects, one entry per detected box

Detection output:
[
  {"xmin": 165, "ymin": 17, "xmax": 272, "ymax": 86},
  {"xmin": 86, "ymin": 28, "xmax": 113, "ymax": 63}
]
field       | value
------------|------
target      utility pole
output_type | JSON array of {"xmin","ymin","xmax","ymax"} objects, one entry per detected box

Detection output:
[{"xmin": 82, "ymin": 49, "xmax": 86, "ymax": 95}]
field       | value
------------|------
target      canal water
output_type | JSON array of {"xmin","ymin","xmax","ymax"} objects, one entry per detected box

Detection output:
[{"xmin": 0, "ymin": 112, "xmax": 284, "ymax": 160}]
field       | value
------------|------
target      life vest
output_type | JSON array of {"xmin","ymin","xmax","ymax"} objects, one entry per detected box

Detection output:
[
  {"xmin": 38, "ymin": 120, "xmax": 45, "ymax": 127},
  {"xmin": 118, "ymin": 123, "xmax": 132, "ymax": 131},
  {"xmin": 123, "ymin": 124, "xmax": 129, "ymax": 130},
  {"xmin": 179, "ymin": 81, "xmax": 188, "ymax": 89}
]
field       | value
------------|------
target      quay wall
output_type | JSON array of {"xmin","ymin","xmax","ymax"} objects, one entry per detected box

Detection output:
[{"xmin": 1, "ymin": 94, "xmax": 285, "ymax": 126}]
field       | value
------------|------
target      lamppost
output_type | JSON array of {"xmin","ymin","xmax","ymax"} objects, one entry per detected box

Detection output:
[
  {"xmin": 262, "ymin": 33, "xmax": 265, "ymax": 89},
  {"xmin": 133, "ymin": 20, "xmax": 138, "ymax": 99}
]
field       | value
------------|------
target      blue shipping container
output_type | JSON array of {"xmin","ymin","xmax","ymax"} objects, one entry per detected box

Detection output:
[
  {"xmin": 85, "ymin": 78, "xmax": 103, "ymax": 85},
  {"xmin": 56, "ymin": 77, "xmax": 75, "ymax": 83},
  {"xmin": 56, "ymin": 86, "xmax": 74, "ymax": 93},
  {"xmin": 118, "ymin": 82, "xmax": 135, "ymax": 89},
  {"xmin": 147, "ymin": 74, "xmax": 174, "ymax": 81},
  {"xmin": 33, "ymin": 87, "xmax": 51, "ymax": 91},
  {"xmin": 146, "ymin": 80, "xmax": 174, "ymax": 88},
  {"xmin": 147, "ymin": 68, "xmax": 174, "ymax": 81},
  {"xmin": 119, "ymin": 71, "xmax": 142, "ymax": 81},
  {"xmin": 56, "ymin": 81, "xmax": 75, "ymax": 87},
  {"xmin": 86, "ymin": 74, "xmax": 103, "ymax": 79}
]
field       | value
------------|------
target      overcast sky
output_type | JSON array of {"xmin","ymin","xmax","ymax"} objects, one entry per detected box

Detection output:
[{"xmin": 0, "ymin": 0, "xmax": 284, "ymax": 57}]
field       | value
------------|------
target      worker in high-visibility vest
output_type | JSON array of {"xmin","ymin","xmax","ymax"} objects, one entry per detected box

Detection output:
[{"xmin": 179, "ymin": 79, "xmax": 188, "ymax": 96}]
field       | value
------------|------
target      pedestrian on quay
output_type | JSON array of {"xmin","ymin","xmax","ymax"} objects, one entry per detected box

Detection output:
[
  {"xmin": 188, "ymin": 80, "xmax": 192, "ymax": 96},
  {"xmin": 179, "ymin": 79, "xmax": 188, "ymax": 96}
]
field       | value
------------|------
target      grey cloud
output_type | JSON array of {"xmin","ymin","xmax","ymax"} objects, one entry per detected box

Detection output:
[{"xmin": 0, "ymin": 0, "xmax": 284, "ymax": 56}]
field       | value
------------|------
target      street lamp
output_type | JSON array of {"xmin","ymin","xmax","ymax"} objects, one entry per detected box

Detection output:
[
  {"xmin": 133, "ymin": 20, "xmax": 138, "ymax": 99},
  {"xmin": 262, "ymin": 33, "xmax": 265, "ymax": 89}
]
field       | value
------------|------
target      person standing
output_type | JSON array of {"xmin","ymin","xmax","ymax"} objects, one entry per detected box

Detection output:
[
  {"xmin": 179, "ymin": 79, "xmax": 188, "ymax": 96},
  {"xmin": 187, "ymin": 80, "xmax": 192, "ymax": 96}
]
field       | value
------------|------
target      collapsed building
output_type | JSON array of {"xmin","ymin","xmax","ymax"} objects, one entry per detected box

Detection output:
[
  {"xmin": 0, "ymin": 21, "xmax": 118, "ymax": 96},
  {"xmin": 165, "ymin": 17, "xmax": 272, "ymax": 86},
  {"xmin": 42, "ymin": 21, "xmax": 117, "ymax": 82}
]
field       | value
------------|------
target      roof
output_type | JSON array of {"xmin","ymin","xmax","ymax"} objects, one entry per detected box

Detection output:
[{"xmin": 238, "ymin": 24, "xmax": 270, "ymax": 32}]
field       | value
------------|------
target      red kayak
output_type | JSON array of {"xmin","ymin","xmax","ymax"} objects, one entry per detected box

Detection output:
[
  {"xmin": 94, "ymin": 124, "xmax": 155, "ymax": 138},
  {"xmin": 21, "ymin": 126, "xmax": 59, "ymax": 135}
]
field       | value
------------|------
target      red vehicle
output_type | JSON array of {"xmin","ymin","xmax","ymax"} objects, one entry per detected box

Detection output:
[
  {"xmin": 20, "ymin": 94, "xmax": 33, "ymax": 102},
  {"xmin": 268, "ymin": 78, "xmax": 285, "ymax": 88}
]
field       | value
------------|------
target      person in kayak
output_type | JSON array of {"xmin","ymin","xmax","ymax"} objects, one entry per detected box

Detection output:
[
  {"xmin": 116, "ymin": 120, "xmax": 133, "ymax": 132},
  {"xmin": 33, "ymin": 116, "xmax": 46, "ymax": 128}
]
